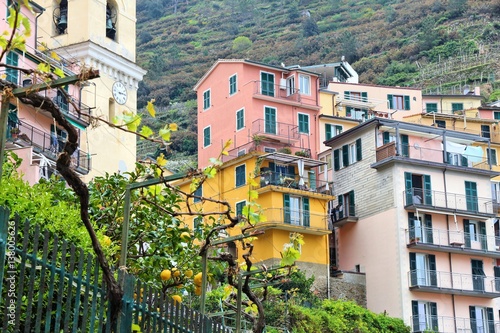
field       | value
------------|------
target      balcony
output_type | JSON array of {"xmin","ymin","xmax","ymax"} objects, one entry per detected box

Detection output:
[
  {"xmin": 252, "ymin": 81, "xmax": 319, "ymax": 110},
  {"xmin": 256, "ymin": 171, "xmax": 333, "ymax": 196},
  {"xmin": 404, "ymin": 187, "xmax": 495, "ymax": 218},
  {"xmin": 254, "ymin": 208, "xmax": 330, "ymax": 235},
  {"xmin": 408, "ymin": 269, "xmax": 500, "ymax": 298},
  {"xmin": 7, "ymin": 121, "xmax": 91, "ymax": 175},
  {"xmin": 406, "ymin": 227, "xmax": 500, "ymax": 258},
  {"xmin": 252, "ymin": 119, "xmax": 300, "ymax": 143},
  {"xmin": 409, "ymin": 315, "xmax": 500, "ymax": 333}
]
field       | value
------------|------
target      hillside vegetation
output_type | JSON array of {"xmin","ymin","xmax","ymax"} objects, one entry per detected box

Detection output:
[{"xmin": 135, "ymin": 0, "xmax": 500, "ymax": 164}]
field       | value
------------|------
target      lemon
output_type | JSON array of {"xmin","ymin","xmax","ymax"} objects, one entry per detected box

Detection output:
[
  {"xmin": 180, "ymin": 231, "xmax": 191, "ymax": 241},
  {"xmin": 172, "ymin": 295, "xmax": 182, "ymax": 304},
  {"xmin": 160, "ymin": 269, "xmax": 172, "ymax": 281},
  {"xmin": 184, "ymin": 269, "xmax": 193, "ymax": 278},
  {"xmin": 193, "ymin": 272, "xmax": 203, "ymax": 286}
]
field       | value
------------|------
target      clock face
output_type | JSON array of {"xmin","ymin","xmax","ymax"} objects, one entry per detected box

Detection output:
[{"xmin": 112, "ymin": 81, "xmax": 128, "ymax": 105}]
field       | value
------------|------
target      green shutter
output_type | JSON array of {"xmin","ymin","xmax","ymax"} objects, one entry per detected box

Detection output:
[
  {"xmin": 465, "ymin": 181, "xmax": 478, "ymax": 212},
  {"xmin": 383, "ymin": 132, "xmax": 390, "ymax": 145},
  {"xmin": 342, "ymin": 145, "xmax": 349, "ymax": 167},
  {"xmin": 338, "ymin": 195, "xmax": 344, "ymax": 219},
  {"xmin": 429, "ymin": 254, "xmax": 437, "ymax": 286},
  {"xmin": 302, "ymin": 197, "xmax": 310, "ymax": 227},
  {"xmin": 424, "ymin": 214, "xmax": 433, "ymax": 243},
  {"xmin": 344, "ymin": 91, "xmax": 350, "ymax": 100},
  {"xmin": 494, "ymin": 266, "xmax": 500, "ymax": 291},
  {"xmin": 423, "ymin": 175, "xmax": 432, "ymax": 205},
  {"xmin": 487, "ymin": 308, "xmax": 494, "ymax": 333},
  {"xmin": 409, "ymin": 253, "xmax": 417, "ymax": 285},
  {"xmin": 464, "ymin": 219, "xmax": 471, "ymax": 248},
  {"xmin": 411, "ymin": 301, "xmax": 419, "ymax": 331},
  {"xmin": 333, "ymin": 149, "xmax": 340, "ymax": 171},
  {"xmin": 405, "ymin": 172, "xmax": 413, "ymax": 205},
  {"xmin": 355, "ymin": 138, "xmax": 362, "ymax": 161},
  {"xmin": 387, "ymin": 94, "xmax": 393, "ymax": 109},
  {"xmin": 479, "ymin": 221, "xmax": 487, "ymax": 250},
  {"xmin": 361, "ymin": 92, "xmax": 367, "ymax": 102},
  {"xmin": 284, "ymin": 194, "xmax": 290, "ymax": 224},
  {"xmin": 348, "ymin": 190, "xmax": 355, "ymax": 216},
  {"xmin": 408, "ymin": 212, "xmax": 415, "ymax": 240},
  {"xmin": 401, "ymin": 134, "xmax": 409, "ymax": 157},
  {"xmin": 345, "ymin": 106, "xmax": 352, "ymax": 117},
  {"xmin": 469, "ymin": 306, "xmax": 477, "ymax": 333},
  {"xmin": 430, "ymin": 302, "xmax": 438, "ymax": 330},
  {"xmin": 404, "ymin": 95, "xmax": 410, "ymax": 110},
  {"xmin": 308, "ymin": 170, "xmax": 316, "ymax": 190},
  {"xmin": 325, "ymin": 124, "xmax": 332, "ymax": 140}
]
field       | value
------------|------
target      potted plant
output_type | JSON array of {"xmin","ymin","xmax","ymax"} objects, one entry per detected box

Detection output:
[
  {"xmin": 278, "ymin": 147, "xmax": 292, "ymax": 154},
  {"xmin": 295, "ymin": 150, "xmax": 310, "ymax": 157},
  {"xmin": 10, "ymin": 127, "xmax": 20, "ymax": 138}
]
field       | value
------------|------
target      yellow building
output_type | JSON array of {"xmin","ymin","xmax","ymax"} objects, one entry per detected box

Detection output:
[{"xmin": 36, "ymin": 0, "xmax": 146, "ymax": 181}]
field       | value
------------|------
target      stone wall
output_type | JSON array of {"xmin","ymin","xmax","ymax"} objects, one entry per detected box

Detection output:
[{"xmin": 329, "ymin": 271, "xmax": 367, "ymax": 307}]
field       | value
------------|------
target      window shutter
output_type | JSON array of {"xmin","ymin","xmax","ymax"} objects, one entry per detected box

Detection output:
[
  {"xmin": 430, "ymin": 302, "xmax": 438, "ymax": 330},
  {"xmin": 404, "ymin": 95, "xmax": 411, "ymax": 110},
  {"xmin": 408, "ymin": 212, "xmax": 415, "ymax": 240},
  {"xmin": 494, "ymin": 266, "xmax": 500, "ymax": 291},
  {"xmin": 401, "ymin": 134, "xmax": 409, "ymax": 157},
  {"xmin": 345, "ymin": 106, "xmax": 352, "ymax": 117},
  {"xmin": 383, "ymin": 132, "xmax": 390, "ymax": 145},
  {"xmin": 325, "ymin": 124, "xmax": 332, "ymax": 140},
  {"xmin": 469, "ymin": 306, "xmax": 477, "ymax": 333},
  {"xmin": 302, "ymin": 197, "xmax": 310, "ymax": 227},
  {"xmin": 464, "ymin": 219, "xmax": 471, "ymax": 248},
  {"xmin": 338, "ymin": 195, "xmax": 344, "ymax": 219},
  {"xmin": 283, "ymin": 194, "xmax": 290, "ymax": 224},
  {"xmin": 423, "ymin": 175, "xmax": 432, "ymax": 205},
  {"xmin": 424, "ymin": 214, "xmax": 433, "ymax": 243},
  {"xmin": 355, "ymin": 138, "xmax": 362, "ymax": 161},
  {"xmin": 479, "ymin": 221, "xmax": 487, "ymax": 250},
  {"xmin": 333, "ymin": 149, "xmax": 340, "ymax": 171},
  {"xmin": 461, "ymin": 155, "xmax": 468, "ymax": 166},
  {"xmin": 342, "ymin": 145, "xmax": 349, "ymax": 167},
  {"xmin": 361, "ymin": 92, "xmax": 367, "ymax": 102},
  {"xmin": 348, "ymin": 190, "xmax": 355, "ymax": 216},
  {"xmin": 487, "ymin": 308, "xmax": 494, "ymax": 333},
  {"xmin": 387, "ymin": 94, "xmax": 393, "ymax": 109},
  {"xmin": 344, "ymin": 91, "xmax": 350, "ymax": 100},
  {"xmin": 429, "ymin": 254, "xmax": 437, "ymax": 286},
  {"xmin": 404, "ymin": 172, "xmax": 413, "ymax": 205},
  {"xmin": 411, "ymin": 301, "xmax": 419, "ymax": 331},
  {"xmin": 409, "ymin": 253, "xmax": 417, "ymax": 286}
]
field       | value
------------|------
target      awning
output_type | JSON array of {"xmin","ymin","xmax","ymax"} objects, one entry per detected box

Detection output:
[{"xmin": 67, "ymin": 118, "xmax": 86, "ymax": 131}]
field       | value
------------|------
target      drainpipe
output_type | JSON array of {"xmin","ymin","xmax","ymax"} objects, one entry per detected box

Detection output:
[
  {"xmin": 326, "ymin": 230, "xmax": 330, "ymax": 299},
  {"xmin": 34, "ymin": 7, "xmax": 45, "ymax": 47}
]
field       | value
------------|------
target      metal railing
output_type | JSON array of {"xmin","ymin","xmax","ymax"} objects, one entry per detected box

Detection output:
[
  {"xmin": 252, "ymin": 118, "xmax": 300, "ymax": 141},
  {"xmin": 406, "ymin": 227, "xmax": 500, "ymax": 253},
  {"xmin": 409, "ymin": 315, "xmax": 500, "ymax": 333},
  {"xmin": 252, "ymin": 80, "xmax": 303, "ymax": 103},
  {"xmin": 404, "ymin": 188, "xmax": 495, "ymax": 215},
  {"xmin": 408, "ymin": 269, "xmax": 500, "ymax": 294},
  {"xmin": 255, "ymin": 171, "xmax": 333, "ymax": 195},
  {"xmin": 258, "ymin": 207, "xmax": 329, "ymax": 230},
  {"xmin": 10, "ymin": 121, "xmax": 91, "ymax": 174}
]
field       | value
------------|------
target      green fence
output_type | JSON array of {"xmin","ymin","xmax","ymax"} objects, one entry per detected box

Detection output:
[{"xmin": 0, "ymin": 207, "xmax": 230, "ymax": 333}]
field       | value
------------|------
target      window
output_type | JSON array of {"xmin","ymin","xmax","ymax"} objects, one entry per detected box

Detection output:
[
  {"xmin": 237, "ymin": 149, "xmax": 246, "ymax": 156},
  {"xmin": 286, "ymin": 76, "xmax": 295, "ymax": 96},
  {"xmin": 203, "ymin": 126, "xmax": 211, "ymax": 147},
  {"xmin": 408, "ymin": 212, "xmax": 433, "ymax": 243},
  {"xmin": 203, "ymin": 89, "xmax": 211, "ymax": 110},
  {"xmin": 283, "ymin": 194, "xmax": 309, "ymax": 227},
  {"xmin": 435, "ymin": 120, "xmax": 446, "ymax": 128},
  {"xmin": 409, "ymin": 252, "xmax": 437, "ymax": 287},
  {"xmin": 264, "ymin": 147, "xmax": 276, "ymax": 153},
  {"xmin": 235, "ymin": 164, "xmax": 246, "ymax": 187},
  {"xmin": 54, "ymin": 0, "xmax": 68, "ymax": 34},
  {"xmin": 344, "ymin": 91, "xmax": 367, "ymax": 102},
  {"xmin": 464, "ymin": 219, "xmax": 486, "ymax": 249},
  {"xmin": 382, "ymin": 131, "xmax": 408, "ymax": 155},
  {"xmin": 333, "ymin": 138, "xmax": 362, "ymax": 170},
  {"xmin": 299, "ymin": 75, "xmax": 310, "ymax": 95},
  {"xmin": 404, "ymin": 172, "xmax": 432, "ymax": 206},
  {"xmin": 465, "ymin": 181, "xmax": 478, "ymax": 212},
  {"xmin": 194, "ymin": 216, "xmax": 203, "ymax": 236},
  {"xmin": 6, "ymin": 51, "xmax": 18, "ymax": 84},
  {"xmin": 235, "ymin": 201, "xmax": 246, "ymax": 220},
  {"xmin": 105, "ymin": 3, "xmax": 116, "ymax": 40},
  {"xmin": 193, "ymin": 185, "xmax": 202, "ymax": 203},
  {"xmin": 469, "ymin": 306, "xmax": 494, "ymax": 333},
  {"xmin": 481, "ymin": 125, "xmax": 490, "ymax": 138},
  {"xmin": 471, "ymin": 259, "xmax": 486, "ymax": 291},
  {"xmin": 229, "ymin": 74, "xmax": 237, "ymax": 95},
  {"xmin": 387, "ymin": 94, "xmax": 410, "ymax": 110},
  {"xmin": 336, "ymin": 191, "xmax": 355, "ymax": 219},
  {"xmin": 50, "ymin": 124, "xmax": 68, "ymax": 154},
  {"xmin": 56, "ymin": 86, "xmax": 69, "ymax": 112},
  {"xmin": 488, "ymin": 148, "xmax": 497, "ymax": 165},
  {"xmin": 298, "ymin": 113, "xmax": 309, "ymax": 134},
  {"xmin": 236, "ymin": 108, "xmax": 244, "ymax": 130},
  {"xmin": 426, "ymin": 103, "xmax": 438, "ymax": 113},
  {"xmin": 411, "ymin": 301, "xmax": 438, "ymax": 332},
  {"xmin": 451, "ymin": 103, "xmax": 464, "ymax": 113},
  {"xmin": 264, "ymin": 106, "xmax": 276, "ymax": 135},
  {"xmin": 494, "ymin": 111, "xmax": 500, "ymax": 120},
  {"xmin": 325, "ymin": 124, "xmax": 342, "ymax": 140},
  {"xmin": 261, "ymin": 72, "xmax": 274, "ymax": 97},
  {"xmin": 345, "ymin": 107, "xmax": 369, "ymax": 121}
]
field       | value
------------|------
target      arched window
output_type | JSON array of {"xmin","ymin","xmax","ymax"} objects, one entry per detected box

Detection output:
[{"xmin": 105, "ymin": 3, "xmax": 117, "ymax": 40}]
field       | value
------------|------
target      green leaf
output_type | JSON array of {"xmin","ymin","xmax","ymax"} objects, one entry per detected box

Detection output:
[
  {"xmin": 37, "ymin": 62, "xmax": 50, "ymax": 73},
  {"xmin": 147, "ymin": 99, "xmax": 156, "ymax": 117},
  {"xmin": 139, "ymin": 125, "xmax": 154, "ymax": 138},
  {"xmin": 53, "ymin": 67, "xmax": 65, "ymax": 78},
  {"xmin": 159, "ymin": 128, "xmax": 171, "ymax": 141}
]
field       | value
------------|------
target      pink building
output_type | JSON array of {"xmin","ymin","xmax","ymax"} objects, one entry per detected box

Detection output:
[
  {"xmin": 326, "ymin": 118, "xmax": 500, "ymax": 332},
  {"xmin": 194, "ymin": 59, "xmax": 322, "ymax": 168},
  {"xmin": 1, "ymin": 1, "xmax": 93, "ymax": 183}
]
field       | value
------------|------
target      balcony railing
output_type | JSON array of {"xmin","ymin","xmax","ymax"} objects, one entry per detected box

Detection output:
[
  {"xmin": 408, "ymin": 269, "xmax": 500, "ymax": 297},
  {"xmin": 255, "ymin": 171, "xmax": 333, "ymax": 195},
  {"xmin": 404, "ymin": 188, "xmax": 495, "ymax": 216},
  {"xmin": 257, "ymin": 208, "xmax": 329, "ymax": 232},
  {"xmin": 9, "ymin": 121, "xmax": 90, "ymax": 174},
  {"xmin": 375, "ymin": 142, "xmax": 492, "ymax": 171},
  {"xmin": 406, "ymin": 227, "xmax": 500, "ymax": 256},
  {"xmin": 252, "ymin": 80, "xmax": 302, "ymax": 103},
  {"xmin": 409, "ymin": 315, "xmax": 500, "ymax": 333},
  {"xmin": 252, "ymin": 118, "xmax": 300, "ymax": 142}
]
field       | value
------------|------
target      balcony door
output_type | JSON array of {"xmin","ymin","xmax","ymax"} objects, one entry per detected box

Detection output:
[
  {"xmin": 404, "ymin": 172, "xmax": 432, "ymax": 206},
  {"xmin": 469, "ymin": 306, "xmax": 494, "ymax": 333},
  {"xmin": 261, "ymin": 72, "xmax": 275, "ymax": 97},
  {"xmin": 412, "ymin": 301, "xmax": 438, "ymax": 332},
  {"xmin": 409, "ymin": 252, "xmax": 437, "ymax": 287},
  {"xmin": 283, "ymin": 194, "xmax": 310, "ymax": 227},
  {"xmin": 465, "ymin": 181, "xmax": 478, "ymax": 212},
  {"xmin": 264, "ymin": 107, "xmax": 277, "ymax": 135},
  {"xmin": 408, "ymin": 213, "xmax": 433, "ymax": 243},
  {"xmin": 471, "ymin": 259, "xmax": 485, "ymax": 292}
]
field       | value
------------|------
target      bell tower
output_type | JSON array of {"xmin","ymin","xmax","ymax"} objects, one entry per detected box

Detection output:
[{"xmin": 37, "ymin": 0, "xmax": 146, "ymax": 181}]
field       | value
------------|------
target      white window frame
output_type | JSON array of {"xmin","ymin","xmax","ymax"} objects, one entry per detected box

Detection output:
[
  {"xmin": 299, "ymin": 74, "xmax": 311, "ymax": 95},
  {"xmin": 229, "ymin": 74, "xmax": 237, "ymax": 96},
  {"xmin": 469, "ymin": 220, "xmax": 479, "ymax": 242},
  {"xmin": 349, "ymin": 142, "xmax": 357, "ymax": 164},
  {"xmin": 203, "ymin": 89, "xmax": 211, "ymax": 110},
  {"xmin": 286, "ymin": 75, "xmax": 295, "ymax": 96}
]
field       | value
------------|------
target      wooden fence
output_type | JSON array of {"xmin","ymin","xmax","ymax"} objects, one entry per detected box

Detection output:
[{"xmin": 0, "ymin": 206, "xmax": 231, "ymax": 333}]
